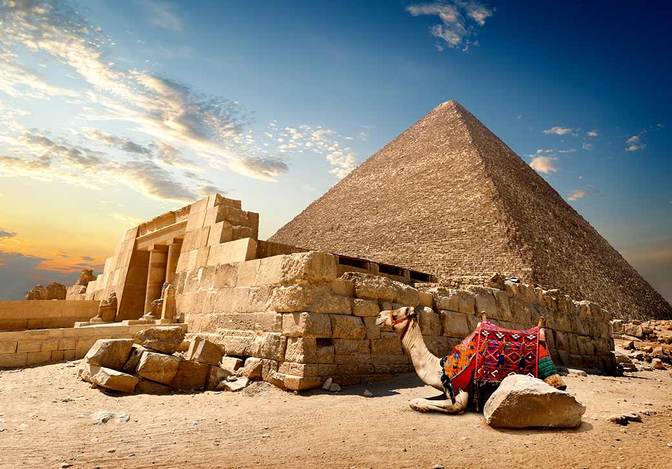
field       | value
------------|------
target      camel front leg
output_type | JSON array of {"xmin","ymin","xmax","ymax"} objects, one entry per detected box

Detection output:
[{"xmin": 409, "ymin": 390, "xmax": 469, "ymax": 414}]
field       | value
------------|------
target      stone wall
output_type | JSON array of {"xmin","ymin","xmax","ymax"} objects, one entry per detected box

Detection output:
[
  {"xmin": 174, "ymin": 250, "xmax": 615, "ymax": 390},
  {"xmin": 0, "ymin": 300, "xmax": 99, "ymax": 331},
  {"xmin": 0, "ymin": 323, "xmax": 185, "ymax": 369}
]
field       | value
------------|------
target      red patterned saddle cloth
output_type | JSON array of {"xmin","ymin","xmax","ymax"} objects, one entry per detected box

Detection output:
[{"xmin": 440, "ymin": 320, "xmax": 553, "ymax": 397}]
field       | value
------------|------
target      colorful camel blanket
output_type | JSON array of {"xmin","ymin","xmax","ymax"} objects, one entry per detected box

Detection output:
[{"xmin": 439, "ymin": 320, "xmax": 557, "ymax": 402}]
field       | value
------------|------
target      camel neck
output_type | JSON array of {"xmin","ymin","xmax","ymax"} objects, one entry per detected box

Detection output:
[{"xmin": 400, "ymin": 320, "xmax": 443, "ymax": 390}]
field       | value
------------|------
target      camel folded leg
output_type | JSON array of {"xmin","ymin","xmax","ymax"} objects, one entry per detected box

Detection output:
[{"xmin": 409, "ymin": 390, "xmax": 469, "ymax": 414}]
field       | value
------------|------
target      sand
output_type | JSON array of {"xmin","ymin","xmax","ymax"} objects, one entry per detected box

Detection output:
[{"xmin": 0, "ymin": 362, "xmax": 670, "ymax": 468}]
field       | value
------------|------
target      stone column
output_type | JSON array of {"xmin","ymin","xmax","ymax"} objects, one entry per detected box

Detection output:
[
  {"xmin": 165, "ymin": 240, "xmax": 182, "ymax": 285},
  {"xmin": 143, "ymin": 247, "xmax": 168, "ymax": 316}
]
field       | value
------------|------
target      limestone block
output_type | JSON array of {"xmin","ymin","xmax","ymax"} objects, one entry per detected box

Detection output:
[
  {"xmin": 137, "ymin": 379, "xmax": 173, "ymax": 395},
  {"xmin": 170, "ymin": 359, "xmax": 209, "ymax": 390},
  {"xmin": 352, "ymin": 299, "xmax": 379, "ymax": 317},
  {"xmin": 440, "ymin": 311, "xmax": 471, "ymax": 338},
  {"xmin": 26, "ymin": 351, "xmax": 52, "ymax": 365},
  {"xmin": 425, "ymin": 336, "xmax": 460, "ymax": 357},
  {"xmin": 418, "ymin": 291, "xmax": 433, "ymax": 308},
  {"xmin": 213, "ymin": 263, "xmax": 239, "ymax": 288},
  {"xmin": 186, "ymin": 336, "xmax": 224, "ymax": 365},
  {"xmin": 483, "ymin": 374, "xmax": 585, "ymax": 428},
  {"xmin": 331, "ymin": 278, "xmax": 354, "ymax": 297},
  {"xmin": 336, "ymin": 362, "xmax": 374, "ymax": 375},
  {"xmin": 122, "ymin": 344, "xmax": 146, "ymax": 374},
  {"xmin": 362, "ymin": 317, "xmax": 381, "ymax": 339},
  {"xmin": 278, "ymin": 362, "xmax": 322, "ymax": 377},
  {"xmin": 331, "ymin": 315, "xmax": 366, "ymax": 339},
  {"xmin": 340, "ymin": 272, "xmax": 396, "ymax": 301},
  {"xmin": 394, "ymin": 283, "xmax": 420, "ymax": 306},
  {"xmin": 134, "ymin": 326, "xmax": 186, "ymax": 354},
  {"xmin": 268, "ymin": 372, "xmax": 322, "ymax": 391},
  {"xmin": 493, "ymin": 291, "xmax": 512, "ymax": 321},
  {"xmin": 213, "ymin": 330, "xmax": 256, "ymax": 356},
  {"xmin": 51, "ymin": 350, "xmax": 65, "ymax": 362},
  {"xmin": 577, "ymin": 336, "xmax": 595, "ymax": 356},
  {"xmin": 0, "ymin": 341, "xmax": 17, "ymax": 354},
  {"xmin": 568, "ymin": 334, "xmax": 580, "ymax": 355},
  {"xmin": 136, "ymin": 351, "xmax": 180, "ymax": 385},
  {"xmin": 84, "ymin": 338, "xmax": 134, "ymax": 371},
  {"xmin": 282, "ymin": 312, "xmax": 332, "ymax": 338},
  {"xmin": 260, "ymin": 359, "xmax": 279, "ymax": 381},
  {"xmin": 285, "ymin": 337, "xmax": 334, "ymax": 364},
  {"xmin": 0, "ymin": 352, "xmax": 27, "ymax": 368},
  {"xmin": 334, "ymin": 339, "xmax": 370, "ymax": 355},
  {"xmin": 470, "ymin": 288, "xmax": 498, "ymax": 317},
  {"xmin": 269, "ymin": 285, "xmax": 352, "ymax": 314},
  {"xmin": 79, "ymin": 363, "xmax": 139, "ymax": 393},
  {"xmin": 206, "ymin": 366, "xmax": 232, "ymax": 390},
  {"xmin": 206, "ymin": 238, "xmax": 257, "ymax": 266},
  {"xmin": 248, "ymin": 332, "xmax": 287, "ymax": 361},
  {"xmin": 17, "ymin": 341, "xmax": 41, "ymax": 353},
  {"xmin": 417, "ymin": 306, "xmax": 441, "ymax": 336},
  {"xmin": 510, "ymin": 300, "xmax": 533, "ymax": 326},
  {"xmin": 255, "ymin": 252, "xmax": 338, "ymax": 286},
  {"xmin": 370, "ymin": 336, "xmax": 402, "ymax": 355},
  {"xmin": 220, "ymin": 356, "xmax": 243, "ymax": 373},
  {"xmin": 208, "ymin": 221, "xmax": 234, "ymax": 246},
  {"xmin": 431, "ymin": 288, "xmax": 475, "ymax": 314},
  {"xmin": 203, "ymin": 312, "xmax": 282, "ymax": 333},
  {"xmin": 239, "ymin": 357, "xmax": 263, "ymax": 380}
]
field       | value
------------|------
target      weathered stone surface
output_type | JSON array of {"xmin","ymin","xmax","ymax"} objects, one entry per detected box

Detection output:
[
  {"xmin": 122, "ymin": 345, "xmax": 147, "ymax": 375},
  {"xmin": 282, "ymin": 312, "xmax": 332, "ymax": 337},
  {"xmin": 186, "ymin": 337, "xmax": 223, "ymax": 365},
  {"xmin": 220, "ymin": 356, "xmax": 243, "ymax": 374},
  {"xmin": 84, "ymin": 339, "xmax": 133, "ymax": 371},
  {"xmin": 431, "ymin": 288, "xmax": 475, "ymax": 314},
  {"xmin": 418, "ymin": 291, "xmax": 434, "ymax": 308},
  {"xmin": 217, "ymin": 376, "xmax": 249, "ymax": 392},
  {"xmin": 137, "ymin": 379, "xmax": 173, "ymax": 395},
  {"xmin": 136, "ymin": 351, "xmax": 180, "ymax": 385},
  {"xmin": 79, "ymin": 363, "xmax": 139, "ymax": 393},
  {"xmin": 352, "ymin": 299, "xmax": 379, "ymax": 317},
  {"xmin": 134, "ymin": 326, "xmax": 186, "ymax": 354},
  {"xmin": 339, "ymin": 272, "xmax": 396, "ymax": 301},
  {"xmin": 268, "ymin": 372, "xmax": 321, "ymax": 391},
  {"xmin": 285, "ymin": 337, "xmax": 334, "ymax": 363},
  {"xmin": 417, "ymin": 306, "xmax": 441, "ymax": 336},
  {"xmin": 77, "ymin": 269, "xmax": 97, "ymax": 286},
  {"xmin": 171, "ymin": 359, "xmax": 210, "ymax": 390},
  {"xmin": 440, "ymin": 311, "xmax": 471, "ymax": 337},
  {"xmin": 623, "ymin": 323, "xmax": 644, "ymax": 338},
  {"xmin": 239, "ymin": 357, "xmax": 263, "ymax": 379},
  {"xmin": 254, "ymin": 251, "xmax": 338, "ymax": 286},
  {"xmin": 331, "ymin": 315, "xmax": 366, "ymax": 339},
  {"xmin": 248, "ymin": 332, "xmax": 287, "ymax": 361},
  {"xmin": 206, "ymin": 365, "xmax": 232, "ymax": 390},
  {"xmin": 484, "ymin": 374, "xmax": 585, "ymax": 429},
  {"xmin": 269, "ymin": 285, "xmax": 352, "ymax": 314},
  {"xmin": 334, "ymin": 339, "xmax": 370, "ymax": 355}
]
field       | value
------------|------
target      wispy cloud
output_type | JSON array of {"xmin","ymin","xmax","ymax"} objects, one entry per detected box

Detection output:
[
  {"xmin": 625, "ymin": 134, "xmax": 646, "ymax": 152},
  {"xmin": 568, "ymin": 189, "xmax": 587, "ymax": 201},
  {"xmin": 406, "ymin": 1, "xmax": 494, "ymax": 51},
  {"xmin": 586, "ymin": 129, "xmax": 599, "ymax": 138},
  {"xmin": 543, "ymin": 126, "xmax": 576, "ymax": 136},
  {"xmin": 529, "ymin": 156, "xmax": 557, "ymax": 174},
  {"xmin": 144, "ymin": 0, "xmax": 183, "ymax": 32},
  {"xmin": 0, "ymin": 229, "xmax": 17, "ymax": 239}
]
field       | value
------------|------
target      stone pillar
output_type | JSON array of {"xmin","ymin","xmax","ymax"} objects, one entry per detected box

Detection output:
[
  {"xmin": 144, "ymin": 247, "xmax": 167, "ymax": 315},
  {"xmin": 165, "ymin": 240, "xmax": 182, "ymax": 285}
]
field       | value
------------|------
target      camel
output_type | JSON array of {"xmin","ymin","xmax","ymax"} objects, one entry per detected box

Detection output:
[{"xmin": 376, "ymin": 307, "xmax": 567, "ymax": 414}]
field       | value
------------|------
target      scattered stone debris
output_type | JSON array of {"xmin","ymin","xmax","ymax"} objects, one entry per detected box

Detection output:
[
  {"xmin": 322, "ymin": 378, "xmax": 333, "ymax": 391},
  {"xmin": 363, "ymin": 389, "xmax": 373, "ymax": 398},
  {"xmin": 90, "ymin": 411, "xmax": 130, "ymax": 425},
  {"xmin": 25, "ymin": 281, "xmax": 66, "ymax": 300},
  {"xmin": 483, "ymin": 374, "xmax": 585, "ymax": 429},
  {"xmin": 329, "ymin": 383, "xmax": 341, "ymax": 393},
  {"xmin": 613, "ymin": 320, "xmax": 672, "ymax": 372},
  {"xmin": 78, "ymin": 328, "xmax": 255, "ymax": 395},
  {"xmin": 608, "ymin": 413, "xmax": 642, "ymax": 426},
  {"xmin": 567, "ymin": 369, "xmax": 588, "ymax": 377}
]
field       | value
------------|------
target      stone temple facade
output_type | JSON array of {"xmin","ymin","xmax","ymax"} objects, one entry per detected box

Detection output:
[
  {"xmin": 72, "ymin": 193, "xmax": 616, "ymax": 390},
  {"xmin": 271, "ymin": 101, "xmax": 672, "ymax": 320}
]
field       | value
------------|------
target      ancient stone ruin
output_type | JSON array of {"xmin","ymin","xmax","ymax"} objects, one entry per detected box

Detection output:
[{"xmin": 271, "ymin": 101, "xmax": 672, "ymax": 320}]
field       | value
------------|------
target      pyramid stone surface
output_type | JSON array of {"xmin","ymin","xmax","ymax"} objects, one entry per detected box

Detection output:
[{"xmin": 271, "ymin": 101, "xmax": 671, "ymax": 320}]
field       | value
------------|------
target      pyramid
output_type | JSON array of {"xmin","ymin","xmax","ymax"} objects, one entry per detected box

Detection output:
[{"xmin": 271, "ymin": 101, "xmax": 671, "ymax": 320}]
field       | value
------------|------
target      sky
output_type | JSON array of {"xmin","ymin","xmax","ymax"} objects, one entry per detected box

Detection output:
[{"xmin": 0, "ymin": 0, "xmax": 670, "ymax": 303}]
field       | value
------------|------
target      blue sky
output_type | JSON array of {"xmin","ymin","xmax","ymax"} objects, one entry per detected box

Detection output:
[{"xmin": 0, "ymin": 0, "xmax": 670, "ymax": 302}]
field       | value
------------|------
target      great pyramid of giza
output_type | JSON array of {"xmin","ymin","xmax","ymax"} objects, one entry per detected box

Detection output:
[{"xmin": 271, "ymin": 100, "xmax": 671, "ymax": 320}]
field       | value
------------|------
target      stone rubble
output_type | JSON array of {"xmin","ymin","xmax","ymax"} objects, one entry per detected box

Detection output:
[
  {"xmin": 78, "ymin": 327, "xmax": 256, "ymax": 395},
  {"xmin": 612, "ymin": 319, "xmax": 672, "ymax": 373},
  {"xmin": 25, "ymin": 282, "xmax": 67, "ymax": 300}
]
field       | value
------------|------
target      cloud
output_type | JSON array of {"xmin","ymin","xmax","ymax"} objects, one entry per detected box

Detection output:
[
  {"xmin": 586, "ymin": 129, "xmax": 599, "ymax": 138},
  {"xmin": 543, "ymin": 126, "xmax": 576, "ymax": 136},
  {"xmin": 406, "ymin": 1, "xmax": 494, "ymax": 51},
  {"xmin": 529, "ymin": 156, "xmax": 557, "ymax": 174},
  {"xmin": 0, "ymin": 48, "xmax": 78, "ymax": 99},
  {"xmin": 0, "ymin": 229, "xmax": 17, "ymax": 239},
  {"xmin": 568, "ymin": 189, "xmax": 587, "ymax": 201},
  {"xmin": 625, "ymin": 134, "xmax": 646, "ymax": 152},
  {"xmin": 86, "ymin": 129, "xmax": 151, "ymax": 155},
  {"xmin": 582, "ymin": 142, "xmax": 593, "ymax": 151},
  {"xmin": 144, "ymin": 0, "xmax": 183, "ymax": 32},
  {"xmin": 0, "ymin": 250, "xmax": 80, "ymax": 299}
]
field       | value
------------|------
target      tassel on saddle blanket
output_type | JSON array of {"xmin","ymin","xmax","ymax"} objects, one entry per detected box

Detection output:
[{"xmin": 439, "ymin": 316, "xmax": 559, "ymax": 405}]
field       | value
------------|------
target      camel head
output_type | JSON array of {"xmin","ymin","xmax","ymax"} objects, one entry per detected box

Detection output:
[{"xmin": 376, "ymin": 306, "xmax": 416, "ymax": 334}]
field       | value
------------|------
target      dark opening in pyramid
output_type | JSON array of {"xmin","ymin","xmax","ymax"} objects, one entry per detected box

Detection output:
[{"xmin": 270, "ymin": 100, "xmax": 671, "ymax": 320}]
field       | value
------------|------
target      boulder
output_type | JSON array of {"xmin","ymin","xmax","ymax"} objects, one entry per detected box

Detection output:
[
  {"xmin": 46, "ymin": 282, "xmax": 67, "ymax": 299},
  {"xmin": 220, "ymin": 356, "xmax": 243, "ymax": 374},
  {"xmin": 134, "ymin": 326, "xmax": 185, "ymax": 354},
  {"xmin": 185, "ymin": 337, "xmax": 223, "ymax": 365},
  {"xmin": 206, "ymin": 366, "xmax": 233, "ymax": 390},
  {"xmin": 171, "ymin": 359, "xmax": 210, "ymax": 391},
  {"xmin": 483, "ymin": 374, "xmax": 585, "ymax": 429},
  {"xmin": 238, "ymin": 357, "xmax": 263, "ymax": 380},
  {"xmin": 136, "ymin": 351, "xmax": 180, "ymax": 385},
  {"xmin": 84, "ymin": 339, "xmax": 133, "ymax": 371},
  {"xmin": 652, "ymin": 358, "xmax": 666, "ymax": 370},
  {"xmin": 136, "ymin": 379, "xmax": 173, "ymax": 395},
  {"xmin": 216, "ymin": 376, "xmax": 249, "ymax": 392},
  {"xmin": 77, "ymin": 269, "xmax": 97, "ymax": 286},
  {"xmin": 25, "ymin": 284, "xmax": 48, "ymax": 300},
  {"xmin": 78, "ymin": 363, "xmax": 139, "ymax": 393},
  {"xmin": 122, "ymin": 344, "xmax": 147, "ymax": 374}
]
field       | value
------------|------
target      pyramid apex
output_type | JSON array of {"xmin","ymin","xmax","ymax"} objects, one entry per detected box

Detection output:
[{"xmin": 435, "ymin": 99, "xmax": 464, "ymax": 110}]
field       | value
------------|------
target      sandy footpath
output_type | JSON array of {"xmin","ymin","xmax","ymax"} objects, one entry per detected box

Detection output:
[{"xmin": 0, "ymin": 363, "xmax": 671, "ymax": 468}]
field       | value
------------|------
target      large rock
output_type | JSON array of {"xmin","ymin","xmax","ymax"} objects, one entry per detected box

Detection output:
[
  {"xmin": 77, "ymin": 269, "xmax": 97, "ymax": 286},
  {"xmin": 170, "ymin": 359, "xmax": 210, "ymax": 390},
  {"xmin": 185, "ymin": 337, "xmax": 224, "ymax": 365},
  {"xmin": 483, "ymin": 374, "xmax": 585, "ymax": 429},
  {"xmin": 79, "ymin": 363, "xmax": 139, "ymax": 393},
  {"xmin": 134, "ymin": 326, "xmax": 186, "ymax": 354},
  {"xmin": 136, "ymin": 351, "xmax": 180, "ymax": 385},
  {"xmin": 84, "ymin": 339, "xmax": 133, "ymax": 371}
]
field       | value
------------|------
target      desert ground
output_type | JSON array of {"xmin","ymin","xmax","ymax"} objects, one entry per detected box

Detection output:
[{"xmin": 0, "ymin": 362, "xmax": 670, "ymax": 469}]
